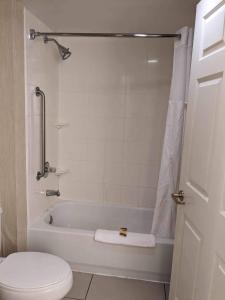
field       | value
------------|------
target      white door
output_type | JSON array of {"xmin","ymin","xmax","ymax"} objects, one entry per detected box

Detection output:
[{"xmin": 169, "ymin": 0, "xmax": 225, "ymax": 299}]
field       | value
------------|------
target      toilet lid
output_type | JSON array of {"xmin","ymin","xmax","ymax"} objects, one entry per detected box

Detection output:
[{"xmin": 0, "ymin": 252, "xmax": 71, "ymax": 290}]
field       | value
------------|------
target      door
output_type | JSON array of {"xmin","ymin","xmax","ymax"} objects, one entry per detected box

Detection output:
[{"xmin": 169, "ymin": 0, "xmax": 225, "ymax": 299}]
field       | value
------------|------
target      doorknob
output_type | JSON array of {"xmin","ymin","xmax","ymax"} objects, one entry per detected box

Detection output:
[{"xmin": 171, "ymin": 190, "xmax": 185, "ymax": 205}]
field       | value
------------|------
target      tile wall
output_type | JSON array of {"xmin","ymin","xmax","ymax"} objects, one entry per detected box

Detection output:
[
  {"xmin": 58, "ymin": 38, "xmax": 173, "ymax": 208},
  {"xmin": 25, "ymin": 10, "xmax": 174, "ymax": 216},
  {"xmin": 25, "ymin": 10, "xmax": 59, "ymax": 223}
]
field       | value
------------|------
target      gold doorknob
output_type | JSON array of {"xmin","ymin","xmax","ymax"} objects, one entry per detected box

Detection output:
[{"xmin": 171, "ymin": 190, "xmax": 185, "ymax": 205}]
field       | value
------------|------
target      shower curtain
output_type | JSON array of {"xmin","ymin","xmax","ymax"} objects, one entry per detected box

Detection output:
[{"xmin": 151, "ymin": 27, "xmax": 193, "ymax": 239}]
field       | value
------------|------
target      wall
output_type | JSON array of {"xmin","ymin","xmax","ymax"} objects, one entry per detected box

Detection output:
[
  {"xmin": 0, "ymin": 0, "xmax": 27, "ymax": 254},
  {"xmin": 25, "ymin": 9, "xmax": 59, "ymax": 223},
  {"xmin": 22, "ymin": 0, "xmax": 197, "ymax": 33},
  {"xmin": 58, "ymin": 38, "xmax": 173, "ymax": 208}
]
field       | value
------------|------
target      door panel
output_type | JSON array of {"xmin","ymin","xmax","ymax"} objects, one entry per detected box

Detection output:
[
  {"xmin": 170, "ymin": 1, "xmax": 225, "ymax": 299},
  {"xmin": 188, "ymin": 75, "xmax": 222, "ymax": 198},
  {"xmin": 209, "ymin": 256, "xmax": 225, "ymax": 299},
  {"xmin": 202, "ymin": 1, "xmax": 225, "ymax": 56},
  {"xmin": 176, "ymin": 220, "xmax": 202, "ymax": 300}
]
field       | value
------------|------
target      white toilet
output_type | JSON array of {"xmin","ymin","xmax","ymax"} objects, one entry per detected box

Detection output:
[
  {"xmin": 0, "ymin": 252, "xmax": 73, "ymax": 300},
  {"xmin": 0, "ymin": 210, "xmax": 73, "ymax": 300}
]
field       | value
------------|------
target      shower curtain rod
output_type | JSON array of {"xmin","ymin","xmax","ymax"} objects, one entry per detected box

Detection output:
[{"xmin": 29, "ymin": 29, "xmax": 181, "ymax": 40}]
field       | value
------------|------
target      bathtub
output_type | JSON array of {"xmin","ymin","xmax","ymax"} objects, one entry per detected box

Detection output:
[{"xmin": 28, "ymin": 201, "xmax": 173, "ymax": 283}]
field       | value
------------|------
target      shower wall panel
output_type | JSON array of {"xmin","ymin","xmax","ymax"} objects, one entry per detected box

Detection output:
[{"xmin": 58, "ymin": 38, "xmax": 173, "ymax": 209}]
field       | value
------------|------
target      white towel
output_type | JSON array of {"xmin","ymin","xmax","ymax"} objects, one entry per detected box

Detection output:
[{"xmin": 94, "ymin": 229, "xmax": 156, "ymax": 248}]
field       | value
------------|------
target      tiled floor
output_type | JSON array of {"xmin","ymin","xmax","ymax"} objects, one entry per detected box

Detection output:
[{"xmin": 64, "ymin": 272, "xmax": 169, "ymax": 300}]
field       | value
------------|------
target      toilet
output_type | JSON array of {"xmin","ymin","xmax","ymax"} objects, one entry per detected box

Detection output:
[
  {"xmin": 0, "ymin": 210, "xmax": 73, "ymax": 300},
  {"xmin": 0, "ymin": 252, "xmax": 73, "ymax": 300}
]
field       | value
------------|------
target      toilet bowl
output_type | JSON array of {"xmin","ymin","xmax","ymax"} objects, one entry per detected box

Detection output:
[{"xmin": 0, "ymin": 252, "xmax": 73, "ymax": 300}]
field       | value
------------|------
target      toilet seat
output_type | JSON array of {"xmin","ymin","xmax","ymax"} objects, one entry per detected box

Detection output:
[{"xmin": 0, "ymin": 252, "xmax": 73, "ymax": 300}]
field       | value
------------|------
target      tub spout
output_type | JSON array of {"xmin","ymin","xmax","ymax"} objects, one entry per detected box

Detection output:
[{"xmin": 46, "ymin": 190, "xmax": 60, "ymax": 197}]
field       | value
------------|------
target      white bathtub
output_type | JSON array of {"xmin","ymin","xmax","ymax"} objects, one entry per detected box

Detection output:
[{"xmin": 28, "ymin": 201, "xmax": 173, "ymax": 283}]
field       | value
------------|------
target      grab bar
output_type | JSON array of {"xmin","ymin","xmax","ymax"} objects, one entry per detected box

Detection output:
[{"xmin": 35, "ymin": 87, "xmax": 56, "ymax": 180}]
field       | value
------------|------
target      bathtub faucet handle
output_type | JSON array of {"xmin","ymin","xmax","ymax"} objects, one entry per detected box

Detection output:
[{"xmin": 45, "ymin": 162, "xmax": 56, "ymax": 174}]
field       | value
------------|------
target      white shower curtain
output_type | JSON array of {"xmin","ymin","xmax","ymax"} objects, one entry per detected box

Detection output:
[{"xmin": 151, "ymin": 27, "xmax": 193, "ymax": 239}]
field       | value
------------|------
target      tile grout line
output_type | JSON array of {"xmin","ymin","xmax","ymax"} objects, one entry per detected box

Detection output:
[{"xmin": 85, "ymin": 274, "xmax": 94, "ymax": 300}]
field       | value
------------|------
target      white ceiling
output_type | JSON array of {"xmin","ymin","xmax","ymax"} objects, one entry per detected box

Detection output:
[{"xmin": 23, "ymin": 0, "xmax": 198, "ymax": 33}]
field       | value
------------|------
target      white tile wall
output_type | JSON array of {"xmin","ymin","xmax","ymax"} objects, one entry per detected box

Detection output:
[
  {"xmin": 58, "ymin": 38, "xmax": 173, "ymax": 209},
  {"xmin": 25, "ymin": 10, "xmax": 59, "ymax": 223}
]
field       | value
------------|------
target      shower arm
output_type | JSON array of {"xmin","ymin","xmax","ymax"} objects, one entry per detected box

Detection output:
[
  {"xmin": 35, "ymin": 87, "xmax": 56, "ymax": 180},
  {"xmin": 44, "ymin": 36, "xmax": 61, "ymax": 48}
]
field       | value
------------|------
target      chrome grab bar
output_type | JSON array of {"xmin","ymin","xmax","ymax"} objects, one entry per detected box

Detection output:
[{"xmin": 35, "ymin": 87, "xmax": 56, "ymax": 180}]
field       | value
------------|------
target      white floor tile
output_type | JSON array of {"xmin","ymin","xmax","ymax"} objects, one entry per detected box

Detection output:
[
  {"xmin": 87, "ymin": 275, "xmax": 165, "ymax": 300},
  {"xmin": 66, "ymin": 272, "xmax": 92, "ymax": 299}
]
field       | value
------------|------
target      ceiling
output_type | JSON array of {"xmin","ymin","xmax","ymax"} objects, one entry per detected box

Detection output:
[{"xmin": 22, "ymin": 0, "xmax": 198, "ymax": 33}]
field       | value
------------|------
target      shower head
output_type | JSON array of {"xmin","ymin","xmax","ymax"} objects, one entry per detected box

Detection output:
[{"xmin": 44, "ymin": 36, "xmax": 71, "ymax": 60}]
